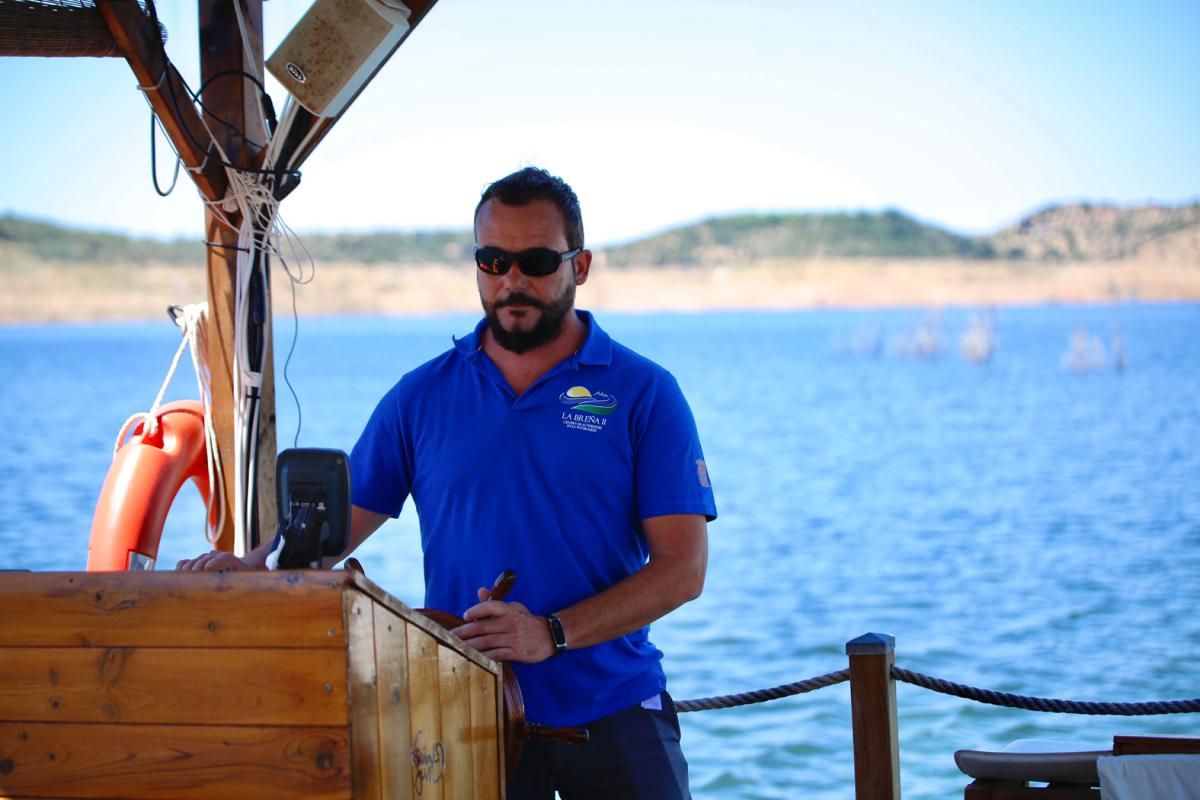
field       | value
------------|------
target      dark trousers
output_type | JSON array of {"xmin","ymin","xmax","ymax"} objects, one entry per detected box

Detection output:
[{"xmin": 507, "ymin": 691, "xmax": 692, "ymax": 800}]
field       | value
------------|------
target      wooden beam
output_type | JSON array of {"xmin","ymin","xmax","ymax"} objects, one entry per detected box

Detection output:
[
  {"xmin": 95, "ymin": 0, "xmax": 227, "ymax": 201},
  {"xmin": 203, "ymin": 211, "xmax": 243, "ymax": 551},
  {"xmin": 1113, "ymin": 735, "xmax": 1200, "ymax": 755},
  {"xmin": 199, "ymin": 0, "xmax": 277, "ymax": 553},
  {"xmin": 273, "ymin": 0, "xmax": 441, "ymax": 175}
]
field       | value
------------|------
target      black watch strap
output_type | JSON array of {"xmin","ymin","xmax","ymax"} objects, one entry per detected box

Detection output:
[{"xmin": 546, "ymin": 614, "xmax": 568, "ymax": 656}]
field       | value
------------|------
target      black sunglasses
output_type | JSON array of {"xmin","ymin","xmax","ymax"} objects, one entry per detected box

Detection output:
[{"xmin": 475, "ymin": 246, "xmax": 582, "ymax": 277}]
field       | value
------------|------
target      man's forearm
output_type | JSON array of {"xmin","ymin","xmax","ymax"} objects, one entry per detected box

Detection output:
[
  {"xmin": 244, "ymin": 539, "xmax": 274, "ymax": 569},
  {"xmin": 553, "ymin": 556, "xmax": 702, "ymax": 651},
  {"xmin": 553, "ymin": 514, "xmax": 707, "ymax": 651}
]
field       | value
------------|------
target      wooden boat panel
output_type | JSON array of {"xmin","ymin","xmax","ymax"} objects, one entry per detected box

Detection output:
[
  {"xmin": 0, "ymin": 571, "xmax": 504, "ymax": 799},
  {"xmin": 373, "ymin": 599, "xmax": 415, "ymax": 800},
  {"xmin": 407, "ymin": 623, "xmax": 445, "ymax": 799},
  {"xmin": 0, "ymin": 572, "xmax": 348, "ymax": 649},
  {"xmin": 0, "ymin": 646, "xmax": 347, "ymax": 726},
  {"xmin": 346, "ymin": 590, "xmax": 381, "ymax": 800},
  {"xmin": 469, "ymin": 659, "xmax": 504, "ymax": 794},
  {"xmin": 0, "ymin": 721, "xmax": 351, "ymax": 799},
  {"xmin": 439, "ymin": 643, "xmax": 473, "ymax": 799}
]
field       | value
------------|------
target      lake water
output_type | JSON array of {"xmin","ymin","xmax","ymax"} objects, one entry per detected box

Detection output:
[{"xmin": 1, "ymin": 303, "xmax": 1197, "ymax": 799}]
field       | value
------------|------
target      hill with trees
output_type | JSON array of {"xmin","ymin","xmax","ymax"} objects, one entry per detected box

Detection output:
[{"xmin": 4, "ymin": 202, "xmax": 1196, "ymax": 268}]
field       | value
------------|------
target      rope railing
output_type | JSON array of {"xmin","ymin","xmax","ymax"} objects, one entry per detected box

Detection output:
[
  {"xmin": 675, "ymin": 668, "xmax": 850, "ymax": 712},
  {"xmin": 675, "ymin": 663, "xmax": 1200, "ymax": 716},
  {"xmin": 673, "ymin": 634, "xmax": 1200, "ymax": 800},
  {"xmin": 891, "ymin": 665, "xmax": 1200, "ymax": 716}
]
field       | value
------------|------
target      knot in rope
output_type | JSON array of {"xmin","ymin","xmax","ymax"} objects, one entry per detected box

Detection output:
[{"xmin": 113, "ymin": 303, "xmax": 209, "ymax": 452}]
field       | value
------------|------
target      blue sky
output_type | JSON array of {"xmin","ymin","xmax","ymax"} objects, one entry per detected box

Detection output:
[{"xmin": 1, "ymin": 0, "xmax": 1197, "ymax": 246}]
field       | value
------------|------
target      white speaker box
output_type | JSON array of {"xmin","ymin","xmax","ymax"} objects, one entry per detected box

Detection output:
[{"xmin": 267, "ymin": 0, "xmax": 412, "ymax": 118}]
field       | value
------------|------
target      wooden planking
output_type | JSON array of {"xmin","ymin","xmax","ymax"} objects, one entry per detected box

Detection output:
[
  {"xmin": 374, "ymin": 604, "xmax": 414, "ymax": 800},
  {"xmin": 1113, "ymin": 734, "xmax": 1200, "ymax": 755},
  {"xmin": 468, "ymin": 661, "xmax": 503, "ymax": 798},
  {"xmin": 438, "ymin": 644, "xmax": 474, "ymax": 800},
  {"xmin": 964, "ymin": 781, "xmax": 1099, "ymax": 799},
  {"xmin": 346, "ymin": 591, "xmax": 381, "ymax": 800},
  {"xmin": 407, "ymin": 624, "xmax": 444, "ymax": 800},
  {"xmin": 0, "ymin": 647, "xmax": 346, "ymax": 726},
  {"xmin": 0, "ymin": 2, "xmax": 122, "ymax": 57},
  {"xmin": 0, "ymin": 572, "xmax": 348, "ymax": 649},
  {"xmin": 0, "ymin": 721, "xmax": 350, "ymax": 800},
  {"xmin": 349, "ymin": 573, "xmax": 498, "ymax": 674},
  {"xmin": 0, "ymin": 573, "xmax": 508, "ymax": 798}
]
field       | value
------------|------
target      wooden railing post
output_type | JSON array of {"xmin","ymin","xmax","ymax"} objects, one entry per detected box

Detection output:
[{"xmin": 847, "ymin": 632, "xmax": 900, "ymax": 800}]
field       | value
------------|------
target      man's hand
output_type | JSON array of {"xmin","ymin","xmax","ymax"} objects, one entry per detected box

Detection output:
[
  {"xmin": 174, "ymin": 506, "xmax": 388, "ymax": 573},
  {"xmin": 176, "ymin": 550, "xmax": 258, "ymax": 572},
  {"xmin": 452, "ymin": 589, "xmax": 556, "ymax": 663}
]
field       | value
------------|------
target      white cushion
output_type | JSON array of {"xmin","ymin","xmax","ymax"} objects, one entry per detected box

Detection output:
[{"xmin": 1098, "ymin": 754, "xmax": 1200, "ymax": 800}]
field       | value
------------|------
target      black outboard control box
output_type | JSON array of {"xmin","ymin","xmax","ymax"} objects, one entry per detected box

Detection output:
[{"xmin": 268, "ymin": 448, "xmax": 351, "ymax": 570}]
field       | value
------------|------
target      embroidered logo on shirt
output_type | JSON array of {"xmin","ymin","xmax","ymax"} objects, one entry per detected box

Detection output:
[
  {"xmin": 560, "ymin": 386, "xmax": 618, "ymax": 432},
  {"xmin": 559, "ymin": 386, "xmax": 618, "ymax": 414}
]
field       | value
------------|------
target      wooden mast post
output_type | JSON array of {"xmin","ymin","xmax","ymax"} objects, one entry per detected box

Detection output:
[
  {"xmin": 93, "ymin": 0, "xmax": 443, "ymax": 559},
  {"xmin": 99, "ymin": 0, "xmax": 274, "ymax": 553},
  {"xmin": 847, "ymin": 632, "xmax": 901, "ymax": 800},
  {"xmin": 199, "ymin": 0, "xmax": 275, "ymax": 553}
]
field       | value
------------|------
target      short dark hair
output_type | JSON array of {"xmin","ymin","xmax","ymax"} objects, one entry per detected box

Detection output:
[{"xmin": 475, "ymin": 166, "xmax": 585, "ymax": 250}]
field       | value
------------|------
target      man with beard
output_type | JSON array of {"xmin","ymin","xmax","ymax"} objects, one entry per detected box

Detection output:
[{"xmin": 179, "ymin": 166, "xmax": 716, "ymax": 800}]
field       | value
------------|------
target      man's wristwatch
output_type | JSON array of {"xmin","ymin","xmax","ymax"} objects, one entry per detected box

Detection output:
[{"xmin": 546, "ymin": 614, "xmax": 568, "ymax": 656}]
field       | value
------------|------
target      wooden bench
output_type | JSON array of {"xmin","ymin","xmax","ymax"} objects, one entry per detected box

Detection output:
[{"xmin": 958, "ymin": 735, "xmax": 1199, "ymax": 799}]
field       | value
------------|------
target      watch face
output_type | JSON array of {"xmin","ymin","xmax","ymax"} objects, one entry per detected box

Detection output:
[{"xmin": 548, "ymin": 615, "xmax": 567, "ymax": 651}]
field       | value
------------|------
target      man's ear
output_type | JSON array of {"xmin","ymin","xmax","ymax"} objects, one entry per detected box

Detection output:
[{"xmin": 573, "ymin": 249, "xmax": 592, "ymax": 286}]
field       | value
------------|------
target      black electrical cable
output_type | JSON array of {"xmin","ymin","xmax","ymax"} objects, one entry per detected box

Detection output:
[
  {"xmin": 243, "ymin": 210, "xmax": 274, "ymax": 550},
  {"xmin": 143, "ymin": 0, "xmax": 295, "ymax": 182},
  {"xmin": 282, "ymin": 273, "xmax": 304, "ymax": 449},
  {"xmin": 190, "ymin": 69, "xmax": 281, "ymax": 150},
  {"xmin": 195, "ymin": 68, "xmax": 279, "ymax": 137},
  {"xmin": 196, "ymin": 67, "xmax": 269, "ymax": 100},
  {"xmin": 150, "ymin": 111, "xmax": 182, "ymax": 197},
  {"xmin": 243, "ymin": 389, "xmax": 261, "ymax": 548}
]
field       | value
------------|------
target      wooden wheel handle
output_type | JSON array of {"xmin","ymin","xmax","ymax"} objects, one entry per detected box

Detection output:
[{"xmin": 416, "ymin": 569, "xmax": 588, "ymax": 777}]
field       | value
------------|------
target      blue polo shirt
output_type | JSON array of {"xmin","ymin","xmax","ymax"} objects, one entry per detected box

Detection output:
[{"xmin": 351, "ymin": 311, "xmax": 717, "ymax": 727}]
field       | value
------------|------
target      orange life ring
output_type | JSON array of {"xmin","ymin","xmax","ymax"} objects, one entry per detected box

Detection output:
[{"xmin": 87, "ymin": 400, "xmax": 217, "ymax": 571}]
